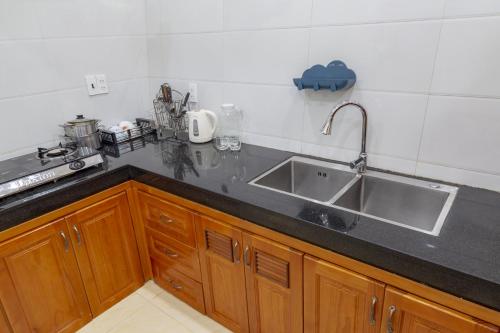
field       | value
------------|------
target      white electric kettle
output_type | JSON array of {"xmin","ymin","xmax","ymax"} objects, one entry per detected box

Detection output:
[{"xmin": 187, "ymin": 109, "xmax": 218, "ymax": 143}]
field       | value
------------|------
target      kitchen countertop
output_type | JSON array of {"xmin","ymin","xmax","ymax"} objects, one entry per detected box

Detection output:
[{"xmin": 1, "ymin": 139, "xmax": 500, "ymax": 312}]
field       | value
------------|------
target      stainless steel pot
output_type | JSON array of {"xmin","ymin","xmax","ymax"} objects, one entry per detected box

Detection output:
[
  {"xmin": 66, "ymin": 132, "xmax": 102, "ymax": 149},
  {"xmin": 61, "ymin": 115, "xmax": 100, "ymax": 137}
]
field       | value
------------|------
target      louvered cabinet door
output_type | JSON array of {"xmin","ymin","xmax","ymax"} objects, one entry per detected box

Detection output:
[
  {"xmin": 243, "ymin": 234, "xmax": 303, "ymax": 333},
  {"xmin": 304, "ymin": 255, "xmax": 385, "ymax": 333},
  {"xmin": 197, "ymin": 216, "xmax": 249, "ymax": 333}
]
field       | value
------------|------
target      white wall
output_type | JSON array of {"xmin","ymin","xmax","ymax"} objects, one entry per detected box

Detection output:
[
  {"xmin": 0, "ymin": 0, "xmax": 150, "ymax": 160},
  {"xmin": 147, "ymin": 0, "xmax": 500, "ymax": 192}
]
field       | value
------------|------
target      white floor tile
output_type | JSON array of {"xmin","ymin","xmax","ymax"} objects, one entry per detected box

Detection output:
[
  {"xmin": 77, "ymin": 282, "xmax": 232, "ymax": 333},
  {"xmin": 135, "ymin": 280, "xmax": 164, "ymax": 300},
  {"xmin": 108, "ymin": 306, "xmax": 184, "ymax": 333}
]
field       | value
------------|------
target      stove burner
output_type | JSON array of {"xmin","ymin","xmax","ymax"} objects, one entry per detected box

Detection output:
[
  {"xmin": 36, "ymin": 143, "xmax": 77, "ymax": 160},
  {"xmin": 46, "ymin": 148, "xmax": 69, "ymax": 157}
]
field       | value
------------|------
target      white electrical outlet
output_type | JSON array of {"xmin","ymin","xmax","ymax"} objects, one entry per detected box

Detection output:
[
  {"xmin": 85, "ymin": 75, "xmax": 98, "ymax": 96},
  {"xmin": 96, "ymin": 74, "xmax": 109, "ymax": 94},
  {"xmin": 85, "ymin": 74, "xmax": 109, "ymax": 96},
  {"xmin": 188, "ymin": 83, "xmax": 198, "ymax": 103}
]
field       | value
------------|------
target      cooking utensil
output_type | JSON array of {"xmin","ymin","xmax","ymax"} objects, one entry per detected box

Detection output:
[
  {"xmin": 182, "ymin": 92, "xmax": 190, "ymax": 108},
  {"xmin": 161, "ymin": 84, "xmax": 173, "ymax": 104},
  {"xmin": 63, "ymin": 132, "xmax": 102, "ymax": 149},
  {"xmin": 61, "ymin": 115, "xmax": 100, "ymax": 137}
]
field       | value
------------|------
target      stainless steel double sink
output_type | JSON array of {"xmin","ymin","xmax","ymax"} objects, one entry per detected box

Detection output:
[{"xmin": 249, "ymin": 156, "xmax": 458, "ymax": 236}]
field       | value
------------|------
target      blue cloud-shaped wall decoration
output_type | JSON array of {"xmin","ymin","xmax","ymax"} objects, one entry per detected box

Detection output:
[{"xmin": 293, "ymin": 60, "xmax": 356, "ymax": 92}]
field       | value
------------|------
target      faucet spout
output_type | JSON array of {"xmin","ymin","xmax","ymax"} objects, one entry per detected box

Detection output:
[{"xmin": 320, "ymin": 101, "xmax": 368, "ymax": 173}]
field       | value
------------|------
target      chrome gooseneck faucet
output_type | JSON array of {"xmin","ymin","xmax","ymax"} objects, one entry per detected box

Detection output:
[{"xmin": 321, "ymin": 101, "xmax": 368, "ymax": 174}]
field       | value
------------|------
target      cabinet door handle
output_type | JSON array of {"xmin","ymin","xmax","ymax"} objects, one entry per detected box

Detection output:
[
  {"xmin": 73, "ymin": 225, "xmax": 82, "ymax": 245},
  {"xmin": 171, "ymin": 282, "xmax": 183, "ymax": 291},
  {"xmin": 60, "ymin": 231, "xmax": 69, "ymax": 252},
  {"xmin": 369, "ymin": 296, "xmax": 377, "ymax": 325},
  {"xmin": 165, "ymin": 249, "xmax": 179, "ymax": 258},
  {"xmin": 160, "ymin": 214, "xmax": 174, "ymax": 224},
  {"xmin": 233, "ymin": 240, "xmax": 241, "ymax": 264},
  {"xmin": 243, "ymin": 246, "xmax": 250, "ymax": 266},
  {"xmin": 387, "ymin": 305, "xmax": 396, "ymax": 333}
]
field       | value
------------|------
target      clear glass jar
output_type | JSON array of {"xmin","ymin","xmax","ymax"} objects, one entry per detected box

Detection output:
[{"xmin": 214, "ymin": 104, "xmax": 243, "ymax": 151}]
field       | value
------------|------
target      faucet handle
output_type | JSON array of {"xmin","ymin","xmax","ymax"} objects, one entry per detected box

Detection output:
[{"xmin": 350, "ymin": 153, "xmax": 367, "ymax": 173}]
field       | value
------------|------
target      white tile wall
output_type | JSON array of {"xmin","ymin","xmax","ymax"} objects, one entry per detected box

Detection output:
[
  {"xmin": 223, "ymin": 0, "xmax": 312, "ymax": 30},
  {"xmin": 431, "ymin": 17, "xmax": 500, "ymax": 98},
  {"xmin": 158, "ymin": 0, "xmax": 223, "ymax": 34},
  {"xmin": 0, "ymin": 0, "xmax": 149, "ymax": 160},
  {"xmin": 309, "ymin": 22, "xmax": 441, "ymax": 93},
  {"xmin": 146, "ymin": 0, "xmax": 500, "ymax": 192},
  {"xmin": 312, "ymin": 0, "xmax": 446, "ymax": 25},
  {"xmin": 444, "ymin": 0, "xmax": 500, "ymax": 18},
  {"xmin": 2, "ymin": 1, "xmax": 499, "ymax": 193},
  {"xmin": 223, "ymin": 29, "xmax": 309, "ymax": 84}
]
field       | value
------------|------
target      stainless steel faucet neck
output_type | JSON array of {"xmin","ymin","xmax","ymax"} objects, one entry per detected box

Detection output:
[{"xmin": 321, "ymin": 101, "xmax": 368, "ymax": 173}]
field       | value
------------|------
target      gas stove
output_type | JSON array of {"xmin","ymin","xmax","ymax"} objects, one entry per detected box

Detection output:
[{"xmin": 0, "ymin": 143, "xmax": 104, "ymax": 199}]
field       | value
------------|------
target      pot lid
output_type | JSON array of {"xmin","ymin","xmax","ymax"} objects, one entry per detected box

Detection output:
[{"xmin": 67, "ymin": 115, "xmax": 99, "ymax": 125}]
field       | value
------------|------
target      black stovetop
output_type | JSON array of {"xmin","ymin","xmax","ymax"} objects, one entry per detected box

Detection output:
[{"xmin": 0, "ymin": 144, "xmax": 99, "ymax": 185}]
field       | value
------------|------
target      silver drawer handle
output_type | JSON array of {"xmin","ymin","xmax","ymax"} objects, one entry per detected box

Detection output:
[
  {"xmin": 171, "ymin": 283, "xmax": 183, "ymax": 291},
  {"xmin": 165, "ymin": 249, "xmax": 179, "ymax": 258},
  {"xmin": 160, "ymin": 214, "xmax": 174, "ymax": 224},
  {"xmin": 369, "ymin": 296, "xmax": 377, "ymax": 325},
  {"xmin": 387, "ymin": 305, "xmax": 396, "ymax": 333}
]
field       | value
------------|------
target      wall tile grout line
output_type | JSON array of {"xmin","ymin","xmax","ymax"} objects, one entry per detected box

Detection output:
[
  {"xmin": 414, "ymin": 13, "xmax": 446, "ymax": 174},
  {"xmin": 142, "ymin": 13, "xmax": 500, "ymax": 37}
]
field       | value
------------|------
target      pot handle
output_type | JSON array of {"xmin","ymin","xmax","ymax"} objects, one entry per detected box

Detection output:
[{"xmin": 205, "ymin": 110, "xmax": 218, "ymax": 137}]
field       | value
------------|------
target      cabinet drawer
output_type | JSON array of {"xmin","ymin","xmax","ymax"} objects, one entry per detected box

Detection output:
[
  {"xmin": 146, "ymin": 227, "xmax": 201, "ymax": 281},
  {"xmin": 137, "ymin": 191, "xmax": 196, "ymax": 247},
  {"xmin": 152, "ymin": 260, "xmax": 205, "ymax": 314}
]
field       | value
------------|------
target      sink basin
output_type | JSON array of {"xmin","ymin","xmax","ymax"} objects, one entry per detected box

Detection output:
[
  {"xmin": 332, "ymin": 172, "xmax": 457, "ymax": 235},
  {"xmin": 249, "ymin": 156, "xmax": 458, "ymax": 236},
  {"xmin": 250, "ymin": 156, "xmax": 356, "ymax": 202}
]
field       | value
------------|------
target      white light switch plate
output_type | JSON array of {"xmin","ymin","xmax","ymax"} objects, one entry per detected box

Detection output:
[
  {"xmin": 85, "ymin": 75, "xmax": 98, "ymax": 96},
  {"xmin": 85, "ymin": 74, "xmax": 109, "ymax": 96}
]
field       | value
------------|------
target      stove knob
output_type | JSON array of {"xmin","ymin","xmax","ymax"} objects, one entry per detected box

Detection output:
[
  {"xmin": 69, "ymin": 160, "xmax": 85, "ymax": 170},
  {"xmin": 37, "ymin": 148, "xmax": 46, "ymax": 159}
]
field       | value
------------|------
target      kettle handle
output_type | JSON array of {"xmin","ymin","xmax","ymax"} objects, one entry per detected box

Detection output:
[{"xmin": 205, "ymin": 110, "xmax": 218, "ymax": 137}]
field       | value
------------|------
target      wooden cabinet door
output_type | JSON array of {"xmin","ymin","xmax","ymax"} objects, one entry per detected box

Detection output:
[
  {"xmin": 0, "ymin": 219, "xmax": 91, "ymax": 333},
  {"xmin": 197, "ymin": 215, "xmax": 249, "ymax": 333},
  {"xmin": 304, "ymin": 255, "xmax": 385, "ymax": 333},
  {"xmin": 66, "ymin": 192, "xmax": 143, "ymax": 316},
  {"xmin": 380, "ymin": 287, "xmax": 498, "ymax": 333},
  {"xmin": 243, "ymin": 233, "xmax": 303, "ymax": 333}
]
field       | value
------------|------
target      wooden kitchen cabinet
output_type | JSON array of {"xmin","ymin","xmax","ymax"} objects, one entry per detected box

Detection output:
[
  {"xmin": 66, "ymin": 192, "xmax": 143, "ymax": 316},
  {"xmin": 137, "ymin": 191, "xmax": 197, "ymax": 247},
  {"xmin": 243, "ymin": 233, "xmax": 303, "ymax": 333},
  {"xmin": 380, "ymin": 287, "xmax": 498, "ymax": 333},
  {"xmin": 0, "ymin": 219, "xmax": 91, "ymax": 333},
  {"xmin": 304, "ymin": 255, "xmax": 385, "ymax": 333},
  {"xmin": 197, "ymin": 215, "xmax": 250, "ymax": 333},
  {"xmin": 196, "ymin": 213, "xmax": 304, "ymax": 333}
]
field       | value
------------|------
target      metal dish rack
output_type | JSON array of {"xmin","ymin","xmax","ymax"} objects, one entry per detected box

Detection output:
[
  {"xmin": 100, "ymin": 118, "xmax": 155, "ymax": 145},
  {"xmin": 153, "ymin": 88, "xmax": 189, "ymax": 140},
  {"xmin": 102, "ymin": 135, "xmax": 156, "ymax": 157}
]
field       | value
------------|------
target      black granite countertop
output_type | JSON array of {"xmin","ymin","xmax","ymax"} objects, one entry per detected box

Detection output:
[{"xmin": 1, "ymin": 140, "xmax": 500, "ymax": 311}]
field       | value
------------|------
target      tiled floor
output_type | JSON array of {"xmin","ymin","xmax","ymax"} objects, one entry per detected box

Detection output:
[{"xmin": 77, "ymin": 281, "xmax": 232, "ymax": 333}]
